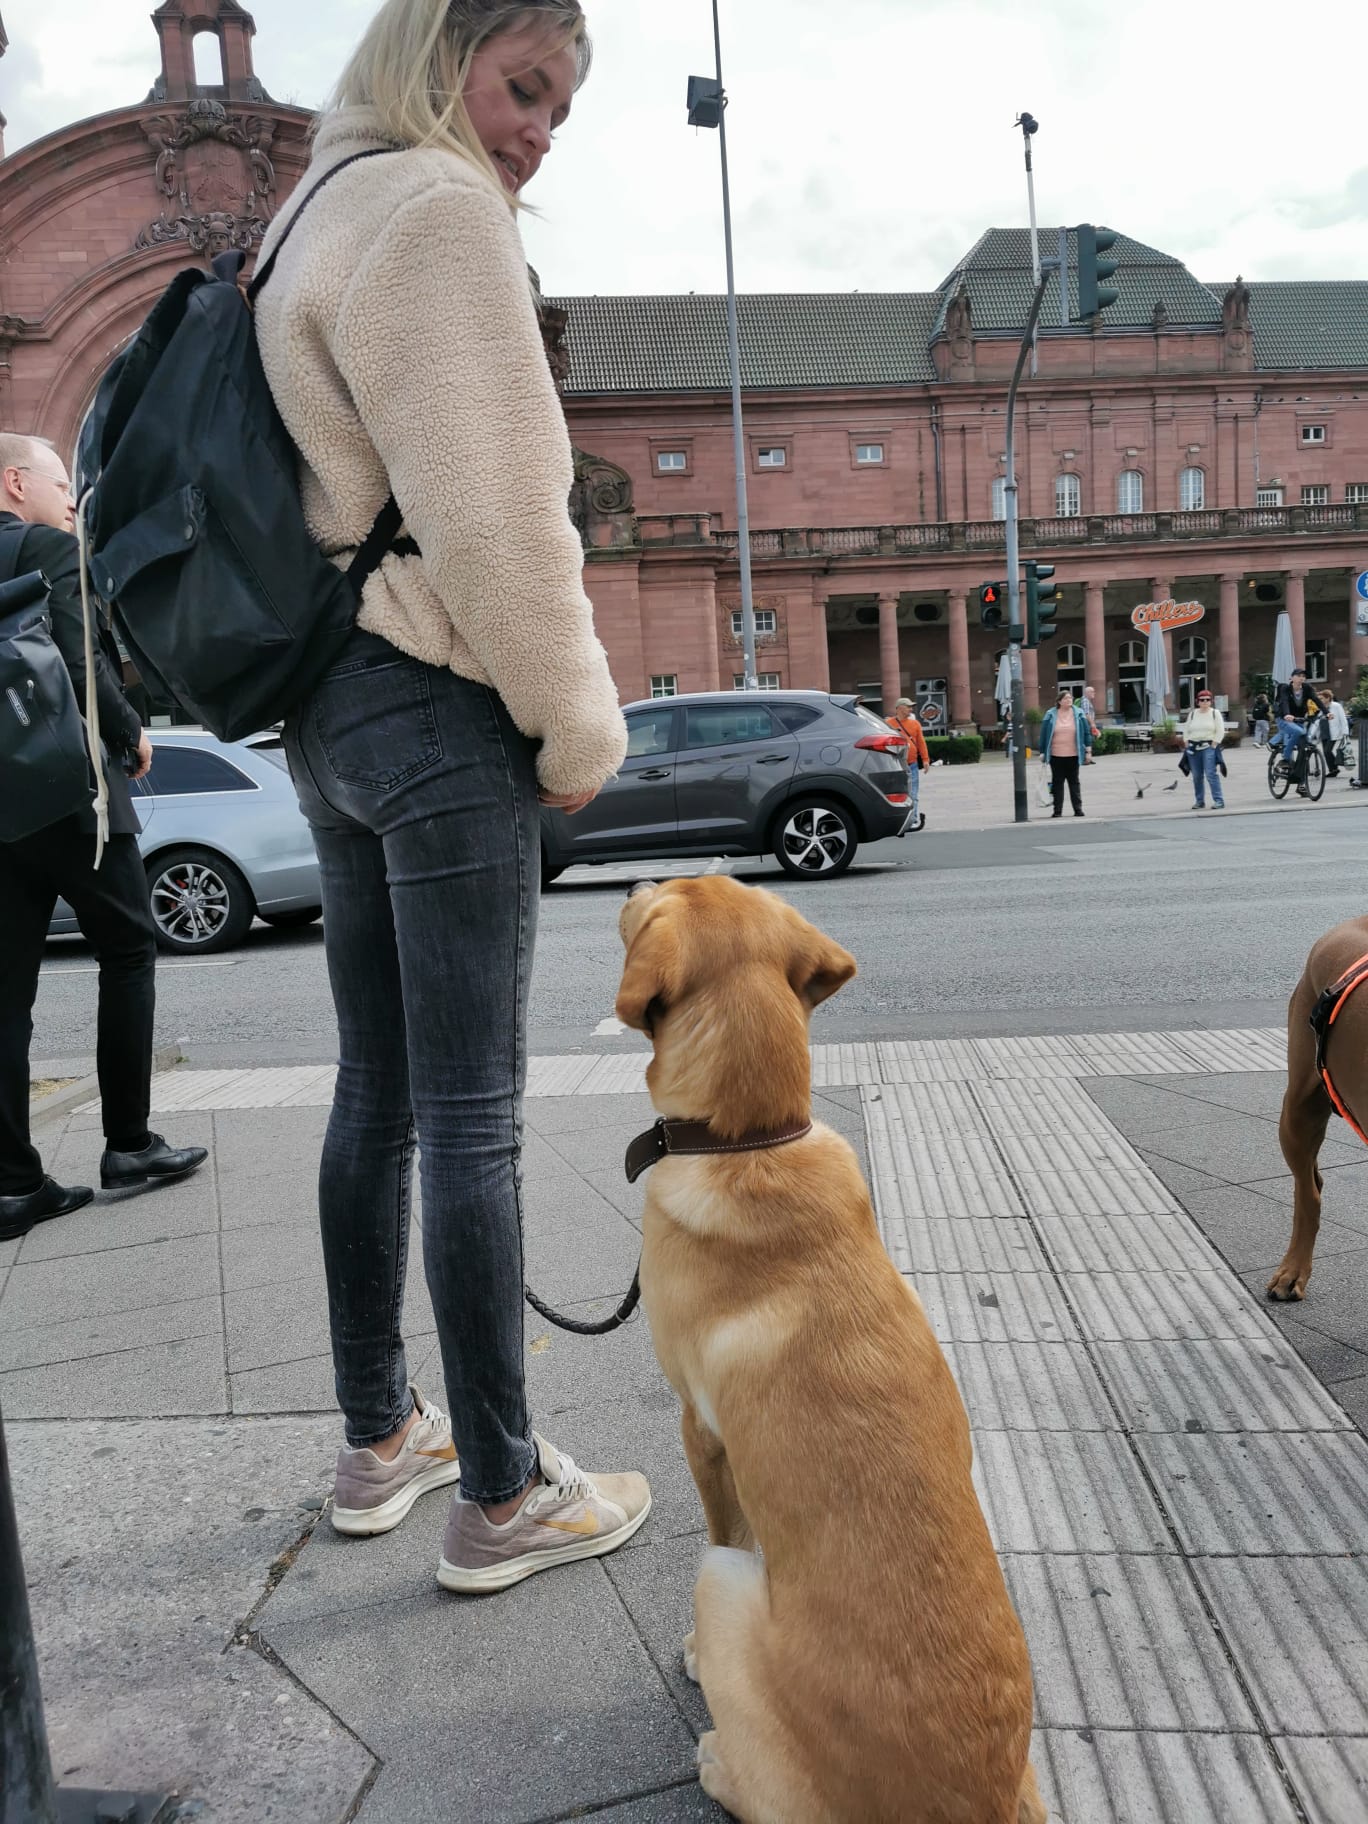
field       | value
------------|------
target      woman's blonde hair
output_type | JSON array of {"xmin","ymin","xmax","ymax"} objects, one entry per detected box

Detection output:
[{"xmin": 328, "ymin": 0, "xmax": 591, "ymax": 204}]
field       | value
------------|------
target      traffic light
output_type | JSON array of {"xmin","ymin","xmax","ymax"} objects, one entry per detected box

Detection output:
[
  {"xmin": 979, "ymin": 582, "xmax": 1008, "ymax": 630},
  {"xmin": 1076, "ymin": 224, "xmax": 1119, "ymax": 319},
  {"xmin": 1025, "ymin": 562, "xmax": 1058, "ymax": 646}
]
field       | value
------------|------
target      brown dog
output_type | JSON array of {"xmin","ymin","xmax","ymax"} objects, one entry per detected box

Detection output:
[
  {"xmin": 1267, "ymin": 914, "xmax": 1368, "ymax": 1301},
  {"xmin": 616, "ymin": 876, "xmax": 1043, "ymax": 1824}
]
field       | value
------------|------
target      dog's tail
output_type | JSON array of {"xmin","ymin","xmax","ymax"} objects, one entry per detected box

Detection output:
[{"xmin": 1018, "ymin": 1762, "xmax": 1048, "ymax": 1824}]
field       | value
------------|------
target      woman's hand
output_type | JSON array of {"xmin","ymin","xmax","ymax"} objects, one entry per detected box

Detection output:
[{"xmin": 539, "ymin": 788, "xmax": 597, "ymax": 816}]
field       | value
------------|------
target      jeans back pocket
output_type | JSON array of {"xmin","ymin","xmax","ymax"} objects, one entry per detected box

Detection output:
[{"xmin": 314, "ymin": 654, "xmax": 443, "ymax": 793}]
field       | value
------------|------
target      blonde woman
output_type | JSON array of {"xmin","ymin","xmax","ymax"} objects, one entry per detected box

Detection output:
[
  {"xmin": 255, "ymin": 0, "xmax": 649, "ymax": 1593},
  {"xmin": 1180, "ymin": 688, "xmax": 1227, "ymax": 808}
]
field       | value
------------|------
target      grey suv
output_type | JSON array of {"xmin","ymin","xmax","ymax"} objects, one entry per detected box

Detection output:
[{"xmin": 540, "ymin": 691, "xmax": 912, "ymax": 885}]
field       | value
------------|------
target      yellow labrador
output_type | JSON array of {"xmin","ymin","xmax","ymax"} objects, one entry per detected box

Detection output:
[{"xmin": 617, "ymin": 877, "xmax": 1043, "ymax": 1824}]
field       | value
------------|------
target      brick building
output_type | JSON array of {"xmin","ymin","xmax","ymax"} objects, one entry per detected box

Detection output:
[
  {"xmin": 553, "ymin": 251, "xmax": 1368, "ymax": 724},
  {"xmin": 2, "ymin": 1, "xmax": 1366, "ymax": 727}
]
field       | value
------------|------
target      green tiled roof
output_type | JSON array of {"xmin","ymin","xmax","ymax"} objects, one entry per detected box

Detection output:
[
  {"xmin": 1214, "ymin": 281, "xmax": 1368, "ymax": 371},
  {"xmin": 550, "ymin": 292, "xmax": 939, "ymax": 394},
  {"xmin": 552, "ymin": 231, "xmax": 1368, "ymax": 395}
]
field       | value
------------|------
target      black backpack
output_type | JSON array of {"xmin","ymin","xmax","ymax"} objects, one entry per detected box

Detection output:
[
  {"xmin": 0, "ymin": 532, "xmax": 92, "ymax": 841},
  {"xmin": 77, "ymin": 149, "xmax": 402, "ymax": 742}
]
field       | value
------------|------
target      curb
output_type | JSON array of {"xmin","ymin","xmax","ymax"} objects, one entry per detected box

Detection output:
[{"xmin": 29, "ymin": 1040, "xmax": 186, "ymax": 1132}]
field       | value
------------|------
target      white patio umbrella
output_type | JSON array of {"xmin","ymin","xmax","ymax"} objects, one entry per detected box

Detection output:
[
  {"xmin": 1144, "ymin": 625, "xmax": 1170, "ymax": 721},
  {"xmin": 995, "ymin": 651, "xmax": 1013, "ymax": 716},
  {"xmin": 1272, "ymin": 611, "xmax": 1296, "ymax": 686}
]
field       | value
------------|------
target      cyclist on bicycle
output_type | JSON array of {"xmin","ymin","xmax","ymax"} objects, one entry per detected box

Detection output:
[{"xmin": 1273, "ymin": 668, "xmax": 1328, "ymax": 796}]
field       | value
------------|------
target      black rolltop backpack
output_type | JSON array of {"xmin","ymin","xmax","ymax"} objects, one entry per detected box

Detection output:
[{"xmin": 76, "ymin": 149, "xmax": 402, "ymax": 741}]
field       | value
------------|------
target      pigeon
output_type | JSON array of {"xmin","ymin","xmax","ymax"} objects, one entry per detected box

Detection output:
[
  {"xmin": 1162, "ymin": 778, "xmax": 1181, "ymax": 792},
  {"xmin": 1134, "ymin": 776, "xmax": 1150, "ymax": 798}
]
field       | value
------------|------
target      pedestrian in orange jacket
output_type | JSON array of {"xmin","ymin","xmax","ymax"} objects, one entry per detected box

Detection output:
[{"xmin": 888, "ymin": 698, "xmax": 931, "ymax": 829}]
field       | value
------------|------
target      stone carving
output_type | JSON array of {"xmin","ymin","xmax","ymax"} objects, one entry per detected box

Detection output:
[
  {"xmin": 536, "ymin": 289, "xmax": 572, "ymax": 389},
  {"xmin": 945, "ymin": 282, "xmax": 973, "ymax": 346},
  {"xmin": 569, "ymin": 450, "xmax": 637, "ymax": 551},
  {"xmin": 1151, "ymin": 299, "xmax": 1170, "ymax": 329},
  {"xmin": 135, "ymin": 99, "xmax": 277, "ymax": 254},
  {"xmin": 1222, "ymin": 276, "xmax": 1251, "ymax": 333}
]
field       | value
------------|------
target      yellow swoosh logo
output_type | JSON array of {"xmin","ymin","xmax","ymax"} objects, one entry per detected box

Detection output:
[
  {"xmin": 539, "ymin": 1513, "xmax": 599, "ymax": 1537},
  {"xmin": 418, "ymin": 1443, "xmax": 458, "ymax": 1462}
]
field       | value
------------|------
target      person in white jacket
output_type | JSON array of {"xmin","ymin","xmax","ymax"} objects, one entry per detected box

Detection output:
[
  {"xmin": 254, "ymin": 0, "xmax": 650, "ymax": 1594},
  {"xmin": 1180, "ymin": 690, "xmax": 1227, "ymax": 808}
]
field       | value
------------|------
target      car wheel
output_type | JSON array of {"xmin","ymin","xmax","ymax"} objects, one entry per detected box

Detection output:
[
  {"xmin": 260, "ymin": 906, "xmax": 323, "ymax": 929},
  {"xmin": 773, "ymin": 797, "xmax": 857, "ymax": 879},
  {"xmin": 146, "ymin": 847, "xmax": 256, "ymax": 954}
]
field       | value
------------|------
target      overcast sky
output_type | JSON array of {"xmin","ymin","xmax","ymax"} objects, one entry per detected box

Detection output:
[{"xmin": 5, "ymin": 0, "xmax": 1367, "ymax": 296}]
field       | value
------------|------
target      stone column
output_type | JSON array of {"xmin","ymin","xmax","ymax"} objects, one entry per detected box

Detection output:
[
  {"xmin": 1286, "ymin": 569, "xmax": 1307, "ymax": 667},
  {"xmin": 1152, "ymin": 576, "xmax": 1173, "ymax": 711},
  {"xmin": 1219, "ymin": 573, "xmax": 1242, "ymax": 707},
  {"xmin": 946, "ymin": 589, "xmax": 971, "ymax": 727},
  {"xmin": 790, "ymin": 581, "xmax": 831, "ymax": 692},
  {"xmin": 878, "ymin": 593, "xmax": 901, "ymax": 712},
  {"xmin": 1084, "ymin": 581, "xmax": 1107, "ymax": 712}
]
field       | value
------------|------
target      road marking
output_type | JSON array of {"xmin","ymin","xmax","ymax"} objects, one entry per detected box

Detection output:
[{"xmin": 593, "ymin": 1017, "xmax": 627, "ymax": 1037}]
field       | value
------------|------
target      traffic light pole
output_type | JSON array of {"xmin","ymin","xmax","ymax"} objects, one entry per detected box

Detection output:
[{"xmin": 1004, "ymin": 265, "xmax": 1056, "ymax": 823}]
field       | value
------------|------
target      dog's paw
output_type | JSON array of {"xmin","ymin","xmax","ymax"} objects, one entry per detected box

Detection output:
[
  {"xmin": 683, "ymin": 1629, "xmax": 700, "ymax": 1684},
  {"xmin": 697, "ymin": 1731, "xmax": 742, "ymax": 1813},
  {"xmin": 1267, "ymin": 1257, "xmax": 1310, "ymax": 1301}
]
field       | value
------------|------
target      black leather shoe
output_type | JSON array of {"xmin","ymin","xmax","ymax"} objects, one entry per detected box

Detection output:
[
  {"xmin": 100, "ymin": 1133, "xmax": 208, "ymax": 1192},
  {"xmin": 0, "ymin": 1177, "xmax": 93, "ymax": 1242}
]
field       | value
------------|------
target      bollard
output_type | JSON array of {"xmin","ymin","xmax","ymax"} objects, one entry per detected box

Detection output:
[{"xmin": 0, "ymin": 1401, "xmax": 172, "ymax": 1824}]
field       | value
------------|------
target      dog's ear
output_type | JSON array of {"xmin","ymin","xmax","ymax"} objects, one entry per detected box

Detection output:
[
  {"xmin": 790, "ymin": 932, "xmax": 857, "ymax": 1009},
  {"xmin": 616, "ymin": 911, "xmax": 683, "ymax": 1034}
]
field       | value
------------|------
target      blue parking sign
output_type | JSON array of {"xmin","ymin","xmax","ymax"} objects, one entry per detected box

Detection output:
[{"xmin": 1357, "ymin": 570, "xmax": 1368, "ymax": 602}]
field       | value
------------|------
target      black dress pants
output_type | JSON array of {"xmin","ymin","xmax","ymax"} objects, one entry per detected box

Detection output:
[
  {"xmin": 0, "ymin": 821, "xmax": 156, "ymax": 1193},
  {"xmin": 1050, "ymin": 756, "xmax": 1083, "ymax": 815}
]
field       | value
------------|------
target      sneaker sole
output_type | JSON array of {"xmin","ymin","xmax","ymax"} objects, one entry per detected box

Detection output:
[
  {"xmin": 435, "ymin": 1494, "xmax": 653, "ymax": 1593},
  {"xmin": 331, "ymin": 1457, "xmax": 463, "ymax": 1536}
]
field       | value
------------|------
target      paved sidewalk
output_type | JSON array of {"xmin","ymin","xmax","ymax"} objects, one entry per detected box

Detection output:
[
  {"xmin": 4, "ymin": 1029, "xmax": 1368, "ymax": 1822},
  {"xmin": 918, "ymin": 740, "xmax": 1366, "ymax": 833}
]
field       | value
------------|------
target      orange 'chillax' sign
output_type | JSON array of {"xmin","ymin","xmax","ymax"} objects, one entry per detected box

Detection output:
[{"xmin": 1131, "ymin": 598, "xmax": 1206, "ymax": 635}]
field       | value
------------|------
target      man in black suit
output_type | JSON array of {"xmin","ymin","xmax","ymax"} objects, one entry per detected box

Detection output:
[{"xmin": 0, "ymin": 433, "xmax": 206, "ymax": 1244}]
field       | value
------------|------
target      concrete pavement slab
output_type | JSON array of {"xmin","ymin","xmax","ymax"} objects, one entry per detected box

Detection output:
[
  {"xmin": 524, "ymin": 1219, "xmax": 644, "ymax": 1307},
  {"xmin": 1132, "ymin": 1431, "xmax": 1368, "ymax": 1554},
  {"xmin": 12, "ymin": 1177, "xmax": 220, "ymax": 1260},
  {"xmin": 1192, "ymin": 1556, "xmax": 1368, "ymax": 1734},
  {"xmin": 1261, "ymin": 1313, "xmax": 1368, "ymax": 1384},
  {"xmin": 224, "ymin": 1280, "xmax": 355, "ymax": 1374},
  {"xmin": 1002, "ymin": 1551, "xmax": 1257, "ymax": 1731},
  {"xmin": 885, "ymin": 1212, "xmax": 1047, "ymax": 1275},
  {"xmin": 523, "ymin": 1310, "xmax": 670, "ymax": 1426},
  {"xmin": 1059, "ymin": 1267, "xmax": 1274, "ymax": 1341},
  {"xmin": 260, "ymin": 1568, "xmax": 699, "ymax": 1824},
  {"xmin": 1276, "ymin": 1737, "xmax": 1368, "ymax": 1824},
  {"xmin": 522, "ymin": 1171, "xmax": 644, "ymax": 1239},
  {"xmin": 1132, "ymin": 1150, "xmax": 1230, "ymax": 1198},
  {"xmin": 604, "ymin": 1534, "xmax": 711, "ymax": 1738},
  {"xmin": 0, "ymin": 1291, "xmax": 224, "ymax": 1373},
  {"xmin": 972, "ymin": 1430, "xmax": 1174, "ymax": 1554},
  {"xmin": 1031, "ymin": 1729, "xmax": 1298, "ymax": 1824},
  {"xmin": 911, "ymin": 1269, "xmax": 1076, "ymax": 1343},
  {"xmin": 10, "ymin": 1415, "xmax": 369, "ymax": 1822},
  {"xmin": 1090, "ymin": 1338, "xmax": 1357, "ymax": 1433},
  {"xmin": 0, "ymin": 1230, "xmax": 220, "ymax": 1328},
  {"xmin": 0, "ymin": 1333, "xmax": 229, "ymax": 1419},
  {"xmin": 573, "ymin": 1785, "xmax": 723, "ymax": 1821},
  {"xmin": 231, "ymin": 1348, "xmax": 340, "ymax": 1418},
  {"xmin": 938, "ymin": 1339, "xmax": 1119, "ymax": 1431},
  {"xmin": 1032, "ymin": 1209, "xmax": 1227, "ymax": 1274}
]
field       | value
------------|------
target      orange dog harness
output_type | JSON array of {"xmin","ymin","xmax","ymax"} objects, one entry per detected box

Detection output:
[{"xmin": 1310, "ymin": 952, "xmax": 1368, "ymax": 1146}]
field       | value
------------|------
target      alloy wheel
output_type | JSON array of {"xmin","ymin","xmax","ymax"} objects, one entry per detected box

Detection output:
[
  {"xmin": 779, "ymin": 804, "xmax": 852, "ymax": 874},
  {"xmin": 150, "ymin": 858, "xmax": 233, "ymax": 946}
]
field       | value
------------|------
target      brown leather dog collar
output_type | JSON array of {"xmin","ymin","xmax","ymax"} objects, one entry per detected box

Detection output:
[{"xmin": 625, "ymin": 1115, "xmax": 812, "ymax": 1184}]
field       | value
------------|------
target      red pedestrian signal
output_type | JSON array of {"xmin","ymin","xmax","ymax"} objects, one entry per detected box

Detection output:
[{"xmin": 979, "ymin": 581, "xmax": 1008, "ymax": 630}]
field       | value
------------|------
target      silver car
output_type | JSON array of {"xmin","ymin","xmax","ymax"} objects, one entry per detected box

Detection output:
[{"xmin": 49, "ymin": 730, "xmax": 321, "ymax": 954}]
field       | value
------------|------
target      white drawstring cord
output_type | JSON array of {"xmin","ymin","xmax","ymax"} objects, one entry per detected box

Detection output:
[{"xmin": 75, "ymin": 489, "xmax": 109, "ymax": 869}]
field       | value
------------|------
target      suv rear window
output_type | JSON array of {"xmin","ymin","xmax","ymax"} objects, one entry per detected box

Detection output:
[
  {"xmin": 684, "ymin": 705, "xmax": 778, "ymax": 748},
  {"xmin": 773, "ymin": 703, "xmax": 822, "ymax": 733}
]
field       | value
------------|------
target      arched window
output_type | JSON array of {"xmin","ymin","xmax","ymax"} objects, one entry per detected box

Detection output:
[
  {"xmin": 1177, "ymin": 634, "xmax": 1209, "ymax": 712},
  {"xmin": 1179, "ymin": 466, "xmax": 1205, "ymax": 511},
  {"xmin": 991, "ymin": 476, "xmax": 1006, "ymax": 521},
  {"xmin": 193, "ymin": 29, "xmax": 225, "ymax": 87},
  {"xmin": 1117, "ymin": 469, "xmax": 1144, "ymax": 514},
  {"xmin": 1055, "ymin": 473, "xmax": 1082, "ymax": 518},
  {"xmin": 1057, "ymin": 643, "xmax": 1086, "ymax": 687},
  {"xmin": 1118, "ymin": 639, "xmax": 1147, "ymax": 722}
]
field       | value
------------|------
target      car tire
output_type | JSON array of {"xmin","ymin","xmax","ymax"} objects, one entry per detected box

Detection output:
[
  {"xmin": 146, "ymin": 847, "xmax": 256, "ymax": 954},
  {"xmin": 260, "ymin": 906, "xmax": 323, "ymax": 929},
  {"xmin": 773, "ymin": 796, "xmax": 858, "ymax": 879}
]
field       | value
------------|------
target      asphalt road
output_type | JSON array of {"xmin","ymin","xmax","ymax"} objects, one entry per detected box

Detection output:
[{"xmin": 33, "ymin": 805, "xmax": 1367, "ymax": 1070}]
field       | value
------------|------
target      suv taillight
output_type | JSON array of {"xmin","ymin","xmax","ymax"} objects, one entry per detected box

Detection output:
[{"xmin": 854, "ymin": 733, "xmax": 908, "ymax": 753}]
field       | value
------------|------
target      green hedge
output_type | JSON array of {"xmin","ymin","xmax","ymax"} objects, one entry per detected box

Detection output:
[
  {"xmin": 1093, "ymin": 729, "xmax": 1126, "ymax": 756},
  {"xmin": 926, "ymin": 734, "xmax": 984, "ymax": 765}
]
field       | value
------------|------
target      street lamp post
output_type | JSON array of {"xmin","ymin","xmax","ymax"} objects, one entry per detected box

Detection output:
[{"xmin": 688, "ymin": 0, "xmax": 758, "ymax": 691}]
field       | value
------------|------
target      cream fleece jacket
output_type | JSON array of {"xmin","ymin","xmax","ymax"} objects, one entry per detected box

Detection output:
[{"xmin": 253, "ymin": 110, "xmax": 627, "ymax": 796}]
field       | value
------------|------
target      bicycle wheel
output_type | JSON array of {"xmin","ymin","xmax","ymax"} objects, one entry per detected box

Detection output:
[
  {"xmin": 1268, "ymin": 749, "xmax": 1291, "ymax": 800},
  {"xmin": 1305, "ymin": 745, "xmax": 1326, "ymax": 801}
]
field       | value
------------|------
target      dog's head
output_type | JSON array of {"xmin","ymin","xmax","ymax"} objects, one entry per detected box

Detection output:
[{"xmin": 616, "ymin": 877, "xmax": 856, "ymax": 1136}]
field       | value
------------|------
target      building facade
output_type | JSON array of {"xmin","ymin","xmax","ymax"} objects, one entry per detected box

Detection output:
[{"xmin": 2, "ymin": 2, "xmax": 1366, "ymax": 727}]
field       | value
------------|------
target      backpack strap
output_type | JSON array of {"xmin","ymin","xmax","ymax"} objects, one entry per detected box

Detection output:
[
  {"xmin": 228, "ymin": 146, "xmax": 405, "ymax": 598},
  {"xmin": 0, "ymin": 524, "xmax": 31, "ymax": 587}
]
